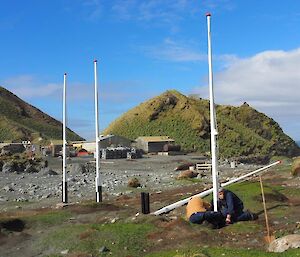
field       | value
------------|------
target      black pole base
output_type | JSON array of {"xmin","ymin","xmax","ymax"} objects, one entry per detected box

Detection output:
[
  {"xmin": 96, "ymin": 186, "xmax": 102, "ymax": 202},
  {"xmin": 141, "ymin": 192, "xmax": 150, "ymax": 214},
  {"xmin": 62, "ymin": 181, "xmax": 68, "ymax": 203}
]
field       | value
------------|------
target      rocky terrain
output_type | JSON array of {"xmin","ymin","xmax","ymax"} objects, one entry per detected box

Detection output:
[{"xmin": 0, "ymin": 154, "xmax": 260, "ymax": 207}]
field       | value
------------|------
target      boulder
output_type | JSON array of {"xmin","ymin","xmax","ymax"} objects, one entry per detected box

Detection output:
[
  {"xmin": 174, "ymin": 162, "xmax": 195, "ymax": 171},
  {"xmin": 41, "ymin": 167, "xmax": 58, "ymax": 176},
  {"xmin": 40, "ymin": 160, "xmax": 48, "ymax": 168},
  {"xmin": 68, "ymin": 163, "xmax": 87, "ymax": 174},
  {"xmin": 127, "ymin": 178, "xmax": 141, "ymax": 188},
  {"xmin": 177, "ymin": 170, "xmax": 198, "ymax": 179},
  {"xmin": 99, "ymin": 246, "xmax": 110, "ymax": 253},
  {"xmin": 268, "ymin": 234, "xmax": 300, "ymax": 252},
  {"xmin": 2, "ymin": 162, "xmax": 17, "ymax": 173},
  {"xmin": 2, "ymin": 144, "xmax": 25, "ymax": 155},
  {"xmin": 24, "ymin": 164, "xmax": 38, "ymax": 173},
  {"xmin": 291, "ymin": 157, "xmax": 300, "ymax": 176},
  {"xmin": 2, "ymin": 185, "xmax": 14, "ymax": 192},
  {"xmin": 15, "ymin": 163, "xmax": 25, "ymax": 173},
  {"xmin": 0, "ymin": 148, "xmax": 12, "ymax": 156}
]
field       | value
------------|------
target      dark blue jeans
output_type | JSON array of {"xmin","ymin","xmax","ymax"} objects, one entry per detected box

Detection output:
[
  {"xmin": 221, "ymin": 208, "xmax": 253, "ymax": 222},
  {"xmin": 189, "ymin": 212, "xmax": 205, "ymax": 224},
  {"xmin": 236, "ymin": 210, "xmax": 253, "ymax": 222},
  {"xmin": 189, "ymin": 211, "xmax": 225, "ymax": 227}
]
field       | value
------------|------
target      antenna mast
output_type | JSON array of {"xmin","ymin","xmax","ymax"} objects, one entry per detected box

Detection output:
[
  {"xmin": 206, "ymin": 13, "xmax": 219, "ymax": 211},
  {"xmin": 94, "ymin": 60, "xmax": 102, "ymax": 202},
  {"xmin": 62, "ymin": 73, "xmax": 68, "ymax": 203}
]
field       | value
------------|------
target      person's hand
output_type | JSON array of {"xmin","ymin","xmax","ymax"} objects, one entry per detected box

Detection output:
[{"xmin": 226, "ymin": 215, "xmax": 231, "ymax": 224}]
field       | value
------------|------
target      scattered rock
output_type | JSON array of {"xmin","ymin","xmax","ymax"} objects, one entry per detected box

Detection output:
[
  {"xmin": 41, "ymin": 193, "xmax": 52, "ymax": 199},
  {"xmin": 40, "ymin": 160, "xmax": 48, "ymax": 168},
  {"xmin": 2, "ymin": 185, "xmax": 14, "ymax": 192},
  {"xmin": 60, "ymin": 249, "xmax": 69, "ymax": 255},
  {"xmin": 110, "ymin": 218, "xmax": 118, "ymax": 223},
  {"xmin": 1, "ymin": 144, "xmax": 25, "ymax": 155},
  {"xmin": 177, "ymin": 170, "xmax": 198, "ymax": 179},
  {"xmin": 268, "ymin": 234, "xmax": 300, "ymax": 252},
  {"xmin": 68, "ymin": 177, "xmax": 77, "ymax": 182},
  {"xmin": 174, "ymin": 162, "xmax": 195, "ymax": 171},
  {"xmin": 69, "ymin": 163, "xmax": 87, "ymax": 174},
  {"xmin": 2, "ymin": 162, "xmax": 16, "ymax": 173},
  {"xmin": 16, "ymin": 197, "xmax": 28, "ymax": 202},
  {"xmin": 41, "ymin": 167, "xmax": 58, "ymax": 176},
  {"xmin": 0, "ymin": 196, "xmax": 8, "ymax": 201},
  {"xmin": 56, "ymin": 203, "xmax": 69, "ymax": 209},
  {"xmin": 127, "ymin": 178, "xmax": 141, "ymax": 188},
  {"xmin": 24, "ymin": 164, "xmax": 38, "ymax": 173},
  {"xmin": 99, "ymin": 246, "xmax": 110, "ymax": 253}
]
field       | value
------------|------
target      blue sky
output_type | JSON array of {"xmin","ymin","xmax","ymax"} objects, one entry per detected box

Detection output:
[{"xmin": 0, "ymin": 0, "xmax": 300, "ymax": 141}]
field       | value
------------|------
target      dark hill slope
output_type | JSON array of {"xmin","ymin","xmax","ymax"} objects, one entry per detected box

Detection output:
[
  {"xmin": 103, "ymin": 90, "xmax": 299, "ymax": 158},
  {"xmin": 0, "ymin": 86, "xmax": 83, "ymax": 142}
]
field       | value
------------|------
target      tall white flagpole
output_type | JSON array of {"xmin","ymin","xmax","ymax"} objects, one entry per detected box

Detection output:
[
  {"xmin": 94, "ymin": 60, "xmax": 102, "ymax": 202},
  {"xmin": 62, "ymin": 73, "xmax": 68, "ymax": 203},
  {"xmin": 206, "ymin": 13, "xmax": 219, "ymax": 211}
]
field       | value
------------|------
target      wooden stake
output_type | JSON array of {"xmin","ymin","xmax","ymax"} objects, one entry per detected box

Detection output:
[{"xmin": 259, "ymin": 175, "xmax": 275, "ymax": 243}]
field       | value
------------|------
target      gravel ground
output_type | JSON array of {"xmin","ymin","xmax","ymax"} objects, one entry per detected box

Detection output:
[{"xmin": 0, "ymin": 154, "xmax": 259, "ymax": 208}]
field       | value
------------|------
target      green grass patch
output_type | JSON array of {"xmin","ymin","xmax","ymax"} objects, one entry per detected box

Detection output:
[
  {"xmin": 222, "ymin": 221, "xmax": 262, "ymax": 233},
  {"xmin": 24, "ymin": 210, "xmax": 72, "ymax": 226},
  {"xmin": 226, "ymin": 181, "xmax": 284, "ymax": 212},
  {"xmin": 277, "ymin": 187, "xmax": 299, "ymax": 198},
  {"xmin": 146, "ymin": 247, "xmax": 300, "ymax": 257},
  {"xmin": 37, "ymin": 222, "xmax": 155, "ymax": 257},
  {"xmin": 268, "ymin": 205, "xmax": 290, "ymax": 218},
  {"xmin": 204, "ymin": 181, "xmax": 283, "ymax": 213}
]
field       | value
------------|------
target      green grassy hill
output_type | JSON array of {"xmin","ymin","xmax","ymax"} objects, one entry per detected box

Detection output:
[
  {"xmin": 104, "ymin": 90, "xmax": 299, "ymax": 159},
  {"xmin": 0, "ymin": 86, "xmax": 84, "ymax": 142}
]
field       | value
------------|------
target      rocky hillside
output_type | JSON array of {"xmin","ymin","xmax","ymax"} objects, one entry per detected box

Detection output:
[
  {"xmin": 104, "ymin": 90, "xmax": 300, "ymax": 159},
  {"xmin": 0, "ymin": 86, "xmax": 83, "ymax": 142}
]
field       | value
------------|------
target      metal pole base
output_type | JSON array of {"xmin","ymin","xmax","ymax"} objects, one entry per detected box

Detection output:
[
  {"xmin": 141, "ymin": 192, "xmax": 150, "ymax": 214},
  {"xmin": 96, "ymin": 186, "xmax": 102, "ymax": 202},
  {"xmin": 62, "ymin": 181, "xmax": 68, "ymax": 203}
]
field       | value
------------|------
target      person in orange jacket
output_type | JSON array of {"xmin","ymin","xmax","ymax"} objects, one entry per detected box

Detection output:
[{"xmin": 186, "ymin": 196, "xmax": 225, "ymax": 229}]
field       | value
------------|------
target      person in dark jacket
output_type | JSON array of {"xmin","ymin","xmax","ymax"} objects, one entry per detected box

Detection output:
[{"xmin": 213, "ymin": 188, "xmax": 258, "ymax": 224}]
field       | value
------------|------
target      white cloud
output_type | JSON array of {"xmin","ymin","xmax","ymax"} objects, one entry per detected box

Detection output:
[
  {"xmin": 112, "ymin": 0, "xmax": 188, "ymax": 22},
  {"xmin": 1, "ymin": 75, "xmax": 156, "ymax": 103},
  {"xmin": 194, "ymin": 48, "xmax": 300, "ymax": 139},
  {"xmin": 111, "ymin": 0, "xmax": 137, "ymax": 20},
  {"xmin": 78, "ymin": 0, "xmax": 103, "ymax": 21},
  {"xmin": 141, "ymin": 38, "xmax": 237, "ymax": 63},
  {"xmin": 111, "ymin": 0, "xmax": 234, "ymax": 21},
  {"xmin": 2, "ymin": 75, "xmax": 61, "ymax": 98},
  {"xmin": 202, "ymin": 0, "xmax": 235, "ymax": 11},
  {"xmin": 142, "ymin": 38, "xmax": 206, "ymax": 62}
]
